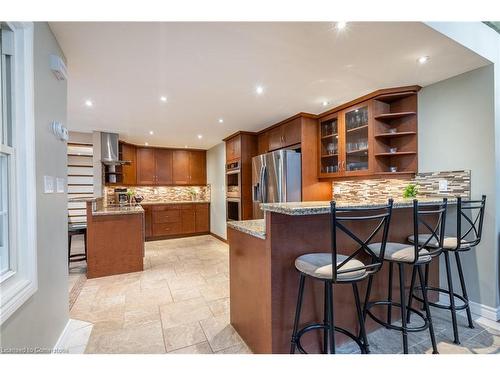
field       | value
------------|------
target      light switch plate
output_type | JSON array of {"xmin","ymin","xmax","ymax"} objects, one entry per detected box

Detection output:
[
  {"xmin": 56, "ymin": 177, "xmax": 65, "ymax": 193},
  {"xmin": 438, "ymin": 179, "xmax": 448, "ymax": 192},
  {"xmin": 44, "ymin": 175, "xmax": 54, "ymax": 193},
  {"xmin": 333, "ymin": 185, "xmax": 341, "ymax": 194}
]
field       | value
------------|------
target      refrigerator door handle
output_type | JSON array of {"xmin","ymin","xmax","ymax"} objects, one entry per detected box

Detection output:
[{"xmin": 260, "ymin": 165, "xmax": 267, "ymax": 203}]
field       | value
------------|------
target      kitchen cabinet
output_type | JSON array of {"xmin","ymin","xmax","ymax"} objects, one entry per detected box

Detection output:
[
  {"xmin": 257, "ymin": 132, "xmax": 269, "ymax": 155},
  {"xmin": 121, "ymin": 142, "xmax": 137, "ymax": 185},
  {"xmin": 146, "ymin": 203, "xmax": 210, "ymax": 240},
  {"xmin": 143, "ymin": 205, "xmax": 152, "ymax": 238},
  {"xmin": 135, "ymin": 147, "xmax": 206, "ymax": 186},
  {"xmin": 318, "ymin": 87, "xmax": 419, "ymax": 179},
  {"xmin": 267, "ymin": 117, "xmax": 302, "ymax": 151},
  {"xmin": 226, "ymin": 136, "xmax": 241, "ymax": 162}
]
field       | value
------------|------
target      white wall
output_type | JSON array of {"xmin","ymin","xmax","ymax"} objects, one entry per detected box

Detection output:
[
  {"xmin": 419, "ymin": 65, "xmax": 498, "ymax": 309},
  {"xmin": 0, "ymin": 22, "xmax": 69, "ymax": 349},
  {"xmin": 207, "ymin": 143, "xmax": 227, "ymax": 240}
]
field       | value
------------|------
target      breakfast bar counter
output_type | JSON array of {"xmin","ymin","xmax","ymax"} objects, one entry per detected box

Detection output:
[{"xmin": 228, "ymin": 199, "xmax": 446, "ymax": 354}]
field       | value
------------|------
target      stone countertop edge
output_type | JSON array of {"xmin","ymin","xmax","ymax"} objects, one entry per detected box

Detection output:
[
  {"xmin": 92, "ymin": 206, "xmax": 145, "ymax": 216},
  {"xmin": 227, "ymin": 219, "xmax": 266, "ymax": 240},
  {"xmin": 260, "ymin": 198, "xmax": 456, "ymax": 216},
  {"xmin": 139, "ymin": 200, "xmax": 211, "ymax": 205}
]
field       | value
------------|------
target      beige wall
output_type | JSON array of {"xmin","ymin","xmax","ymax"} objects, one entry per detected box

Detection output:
[
  {"xmin": 419, "ymin": 65, "xmax": 498, "ymax": 308},
  {"xmin": 207, "ymin": 142, "xmax": 227, "ymax": 239},
  {"xmin": 0, "ymin": 23, "xmax": 69, "ymax": 349}
]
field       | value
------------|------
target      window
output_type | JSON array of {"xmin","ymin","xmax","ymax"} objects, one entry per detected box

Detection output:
[{"xmin": 0, "ymin": 22, "xmax": 36, "ymax": 325}]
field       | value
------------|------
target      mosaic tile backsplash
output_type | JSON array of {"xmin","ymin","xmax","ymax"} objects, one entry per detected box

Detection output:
[
  {"xmin": 332, "ymin": 170, "xmax": 470, "ymax": 202},
  {"xmin": 104, "ymin": 185, "xmax": 210, "ymax": 205}
]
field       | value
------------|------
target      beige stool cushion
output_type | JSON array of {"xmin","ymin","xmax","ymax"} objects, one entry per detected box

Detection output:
[
  {"xmin": 295, "ymin": 253, "xmax": 366, "ymax": 281},
  {"xmin": 408, "ymin": 234, "xmax": 461, "ymax": 249},
  {"xmin": 369, "ymin": 242, "xmax": 431, "ymax": 264}
]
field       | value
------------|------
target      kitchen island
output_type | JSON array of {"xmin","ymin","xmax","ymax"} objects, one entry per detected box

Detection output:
[
  {"xmin": 86, "ymin": 200, "xmax": 145, "ymax": 278},
  {"xmin": 227, "ymin": 199, "xmax": 447, "ymax": 354}
]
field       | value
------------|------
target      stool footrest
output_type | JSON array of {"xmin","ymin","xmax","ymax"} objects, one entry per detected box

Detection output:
[
  {"xmin": 365, "ymin": 300, "xmax": 429, "ymax": 333},
  {"xmin": 412, "ymin": 285, "xmax": 469, "ymax": 311}
]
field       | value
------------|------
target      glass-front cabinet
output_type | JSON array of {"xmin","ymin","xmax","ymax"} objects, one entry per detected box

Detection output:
[{"xmin": 318, "ymin": 102, "xmax": 372, "ymax": 178}]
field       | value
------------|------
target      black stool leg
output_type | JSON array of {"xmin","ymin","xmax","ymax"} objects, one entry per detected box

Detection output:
[
  {"xmin": 455, "ymin": 252, "xmax": 474, "ymax": 329},
  {"xmin": 68, "ymin": 233, "xmax": 72, "ymax": 266},
  {"xmin": 423, "ymin": 263, "xmax": 429, "ymax": 310},
  {"xmin": 398, "ymin": 263, "xmax": 409, "ymax": 354},
  {"xmin": 417, "ymin": 264, "xmax": 438, "ymax": 354},
  {"xmin": 327, "ymin": 281, "xmax": 336, "ymax": 354},
  {"xmin": 444, "ymin": 251, "xmax": 460, "ymax": 344},
  {"xmin": 406, "ymin": 265, "xmax": 417, "ymax": 323},
  {"xmin": 353, "ymin": 283, "xmax": 368, "ymax": 354},
  {"xmin": 323, "ymin": 281, "xmax": 329, "ymax": 353},
  {"xmin": 361, "ymin": 274, "xmax": 373, "ymax": 353},
  {"xmin": 290, "ymin": 274, "xmax": 306, "ymax": 354},
  {"xmin": 387, "ymin": 262, "xmax": 394, "ymax": 326}
]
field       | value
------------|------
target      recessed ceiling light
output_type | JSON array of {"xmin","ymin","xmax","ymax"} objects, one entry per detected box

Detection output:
[
  {"xmin": 145, "ymin": 142, "xmax": 149, "ymax": 146},
  {"xmin": 184, "ymin": 145, "xmax": 188, "ymax": 148},
  {"xmin": 85, "ymin": 99, "xmax": 93, "ymax": 107},
  {"xmin": 160, "ymin": 96, "xmax": 167, "ymax": 102},
  {"xmin": 336, "ymin": 22, "xmax": 347, "ymax": 30},
  {"xmin": 417, "ymin": 56, "xmax": 430, "ymax": 64},
  {"xmin": 197, "ymin": 134, "xmax": 203, "ymax": 139},
  {"xmin": 256, "ymin": 86, "xmax": 264, "ymax": 95},
  {"xmin": 149, "ymin": 130, "xmax": 154, "ymax": 135},
  {"xmin": 218, "ymin": 118, "xmax": 224, "ymax": 124},
  {"xmin": 322, "ymin": 101, "xmax": 329, "ymax": 107}
]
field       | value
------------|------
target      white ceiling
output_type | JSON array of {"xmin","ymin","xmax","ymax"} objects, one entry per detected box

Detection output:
[{"xmin": 49, "ymin": 22, "xmax": 490, "ymax": 149}]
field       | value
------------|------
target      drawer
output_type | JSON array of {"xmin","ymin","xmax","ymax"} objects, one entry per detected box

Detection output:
[
  {"xmin": 153, "ymin": 210, "xmax": 180, "ymax": 223},
  {"xmin": 153, "ymin": 204, "xmax": 182, "ymax": 211},
  {"xmin": 153, "ymin": 221, "xmax": 182, "ymax": 236},
  {"xmin": 181, "ymin": 204, "xmax": 195, "ymax": 210}
]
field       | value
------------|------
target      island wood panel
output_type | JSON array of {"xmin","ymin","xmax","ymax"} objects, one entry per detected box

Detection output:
[
  {"xmin": 229, "ymin": 207, "xmax": 439, "ymax": 354},
  {"xmin": 86, "ymin": 203, "xmax": 144, "ymax": 279},
  {"xmin": 228, "ymin": 227, "xmax": 272, "ymax": 354}
]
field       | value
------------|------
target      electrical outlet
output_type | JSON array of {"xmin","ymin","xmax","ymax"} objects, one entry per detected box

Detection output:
[
  {"xmin": 333, "ymin": 185, "xmax": 341, "ymax": 194},
  {"xmin": 438, "ymin": 180, "xmax": 448, "ymax": 192},
  {"xmin": 56, "ymin": 177, "xmax": 65, "ymax": 193}
]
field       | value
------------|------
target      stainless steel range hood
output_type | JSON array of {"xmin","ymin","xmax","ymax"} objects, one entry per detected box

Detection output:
[{"xmin": 100, "ymin": 132, "xmax": 130, "ymax": 165}]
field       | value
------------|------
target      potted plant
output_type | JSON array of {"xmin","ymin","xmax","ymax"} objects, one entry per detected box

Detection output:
[{"xmin": 402, "ymin": 183, "xmax": 419, "ymax": 199}]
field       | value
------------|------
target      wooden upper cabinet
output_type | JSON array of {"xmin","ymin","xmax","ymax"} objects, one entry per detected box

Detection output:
[
  {"xmin": 226, "ymin": 136, "xmax": 241, "ymax": 162},
  {"xmin": 189, "ymin": 150, "xmax": 206, "ymax": 185},
  {"xmin": 257, "ymin": 132, "xmax": 269, "ymax": 155},
  {"xmin": 155, "ymin": 148, "xmax": 173, "ymax": 185},
  {"xmin": 121, "ymin": 142, "xmax": 137, "ymax": 185},
  {"xmin": 172, "ymin": 150, "xmax": 190, "ymax": 185},
  {"xmin": 136, "ymin": 147, "xmax": 156, "ymax": 185},
  {"xmin": 267, "ymin": 118, "xmax": 302, "ymax": 151}
]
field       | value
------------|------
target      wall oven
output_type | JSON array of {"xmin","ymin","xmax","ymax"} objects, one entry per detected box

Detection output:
[
  {"xmin": 226, "ymin": 161, "xmax": 241, "ymax": 221},
  {"xmin": 226, "ymin": 198, "xmax": 241, "ymax": 222}
]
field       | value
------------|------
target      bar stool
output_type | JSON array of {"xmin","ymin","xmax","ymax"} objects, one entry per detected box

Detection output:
[
  {"xmin": 407, "ymin": 195, "xmax": 486, "ymax": 345},
  {"xmin": 290, "ymin": 199, "xmax": 393, "ymax": 354},
  {"xmin": 68, "ymin": 223, "xmax": 87, "ymax": 265},
  {"xmin": 363, "ymin": 199, "xmax": 448, "ymax": 354}
]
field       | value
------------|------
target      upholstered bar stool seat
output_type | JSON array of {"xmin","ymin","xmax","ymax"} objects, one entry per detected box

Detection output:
[
  {"xmin": 295, "ymin": 253, "xmax": 367, "ymax": 281},
  {"xmin": 369, "ymin": 242, "xmax": 431, "ymax": 264},
  {"xmin": 408, "ymin": 234, "xmax": 463, "ymax": 250}
]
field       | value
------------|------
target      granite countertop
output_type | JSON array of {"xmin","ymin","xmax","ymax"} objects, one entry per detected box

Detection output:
[
  {"xmin": 68, "ymin": 197, "xmax": 98, "ymax": 202},
  {"xmin": 93, "ymin": 205, "xmax": 145, "ymax": 216},
  {"xmin": 139, "ymin": 200, "xmax": 210, "ymax": 205},
  {"xmin": 260, "ymin": 197, "xmax": 455, "ymax": 216},
  {"xmin": 227, "ymin": 219, "xmax": 266, "ymax": 240}
]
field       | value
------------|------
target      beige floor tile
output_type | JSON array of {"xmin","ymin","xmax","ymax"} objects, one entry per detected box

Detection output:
[
  {"xmin": 163, "ymin": 322, "xmax": 207, "ymax": 352},
  {"xmin": 85, "ymin": 321, "xmax": 166, "ymax": 354},
  {"xmin": 200, "ymin": 314, "xmax": 244, "ymax": 352},
  {"xmin": 125, "ymin": 287, "xmax": 173, "ymax": 308},
  {"xmin": 170, "ymin": 287, "xmax": 202, "ymax": 302},
  {"xmin": 168, "ymin": 341, "xmax": 213, "ymax": 354},
  {"xmin": 167, "ymin": 274, "xmax": 207, "ymax": 291},
  {"xmin": 199, "ymin": 281, "xmax": 229, "ymax": 302},
  {"xmin": 207, "ymin": 298, "xmax": 229, "ymax": 317},
  {"xmin": 160, "ymin": 297, "xmax": 213, "ymax": 329},
  {"xmin": 124, "ymin": 305, "xmax": 161, "ymax": 328},
  {"xmin": 216, "ymin": 343, "xmax": 253, "ymax": 354}
]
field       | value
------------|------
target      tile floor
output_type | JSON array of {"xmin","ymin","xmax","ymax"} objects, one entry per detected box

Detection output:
[{"xmin": 69, "ymin": 234, "xmax": 500, "ymax": 354}]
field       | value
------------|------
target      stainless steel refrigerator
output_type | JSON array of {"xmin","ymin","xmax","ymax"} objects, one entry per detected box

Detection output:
[{"xmin": 252, "ymin": 149, "xmax": 302, "ymax": 219}]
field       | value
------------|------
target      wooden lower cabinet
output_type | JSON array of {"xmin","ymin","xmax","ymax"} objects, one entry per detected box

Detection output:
[{"xmin": 144, "ymin": 203, "xmax": 210, "ymax": 240}]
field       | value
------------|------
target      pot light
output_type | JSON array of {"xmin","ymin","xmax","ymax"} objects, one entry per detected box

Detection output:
[
  {"xmin": 85, "ymin": 99, "xmax": 93, "ymax": 107},
  {"xmin": 418, "ymin": 56, "xmax": 430, "ymax": 64},
  {"xmin": 160, "ymin": 96, "xmax": 167, "ymax": 102},
  {"xmin": 256, "ymin": 86, "xmax": 264, "ymax": 95},
  {"xmin": 197, "ymin": 134, "xmax": 203, "ymax": 139},
  {"xmin": 336, "ymin": 22, "xmax": 347, "ymax": 30},
  {"xmin": 218, "ymin": 118, "xmax": 224, "ymax": 124},
  {"xmin": 322, "ymin": 101, "xmax": 329, "ymax": 107},
  {"xmin": 145, "ymin": 142, "xmax": 149, "ymax": 146},
  {"xmin": 149, "ymin": 130, "xmax": 154, "ymax": 135}
]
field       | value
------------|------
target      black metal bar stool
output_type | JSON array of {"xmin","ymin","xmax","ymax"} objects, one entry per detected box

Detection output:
[
  {"xmin": 363, "ymin": 199, "xmax": 448, "ymax": 354},
  {"xmin": 290, "ymin": 199, "xmax": 393, "ymax": 354},
  {"xmin": 68, "ymin": 223, "xmax": 87, "ymax": 265},
  {"xmin": 407, "ymin": 195, "xmax": 486, "ymax": 345}
]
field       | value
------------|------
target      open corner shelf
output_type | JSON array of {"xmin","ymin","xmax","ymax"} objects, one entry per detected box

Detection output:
[
  {"xmin": 375, "ymin": 151, "xmax": 416, "ymax": 157},
  {"xmin": 374, "ymin": 131, "xmax": 416, "ymax": 138},
  {"xmin": 374, "ymin": 91, "xmax": 417, "ymax": 104},
  {"xmin": 374, "ymin": 112, "xmax": 416, "ymax": 121}
]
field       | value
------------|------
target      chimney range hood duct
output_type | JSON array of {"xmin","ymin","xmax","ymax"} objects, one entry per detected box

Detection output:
[{"xmin": 100, "ymin": 132, "xmax": 130, "ymax": 165}]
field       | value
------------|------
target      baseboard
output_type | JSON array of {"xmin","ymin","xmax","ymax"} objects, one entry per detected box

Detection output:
[
  {"xmin": 210, "ymin": 232, "xmax": 227, "ymax": 243},
  {"xmin": 439, "ymin": 292, "xmax": 500, "ymax": 322},
  {"xmin": 53, "ymin": 319, "xmax": 71, "ymax": 353}
]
